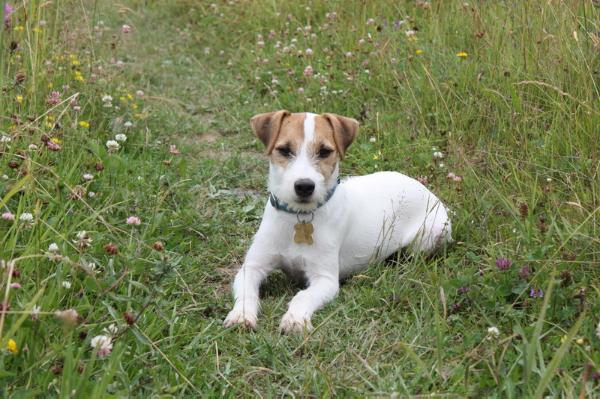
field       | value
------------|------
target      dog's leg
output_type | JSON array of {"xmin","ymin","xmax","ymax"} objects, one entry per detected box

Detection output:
[
  {"xmin": 223, "ymin": 247, "xmax": 276, "ymax": 329},
  {"xmin": 280, "ymin": 274, "xmax": 339, "ymax": 333}
]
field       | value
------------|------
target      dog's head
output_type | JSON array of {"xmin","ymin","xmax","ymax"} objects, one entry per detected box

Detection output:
[{"xmin": 251, "ymin": 111, "xmax": 359, "ymax": 212}]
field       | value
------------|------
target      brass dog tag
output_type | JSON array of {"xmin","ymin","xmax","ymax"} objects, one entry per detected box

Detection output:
[{"xmin": 294, "ymin": 222, "xmax": 314, "ymax": 245}]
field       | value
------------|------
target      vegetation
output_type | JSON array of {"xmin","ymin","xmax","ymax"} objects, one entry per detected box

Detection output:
[{"xmin": 0, "ymin": 0, "xmax": 598, "ymax": 396}]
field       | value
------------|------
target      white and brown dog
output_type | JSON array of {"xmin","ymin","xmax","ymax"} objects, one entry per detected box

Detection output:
[{"xmin": 224, "ymin": 111, "xmax": 452, "ymax": 333}]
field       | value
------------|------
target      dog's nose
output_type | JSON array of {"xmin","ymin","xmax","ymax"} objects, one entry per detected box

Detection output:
[{"xmin": 294, "ymin": 179, "xmax": 315, "ymax": 198}]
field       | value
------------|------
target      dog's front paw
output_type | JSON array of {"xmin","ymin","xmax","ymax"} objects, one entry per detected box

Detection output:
[
  {"xmin": 223, "ymin": 308, "xmax": 257, "ymax": 330},
  {"xmin": 279, "ymin": 312, "xmax": 313, "ymax": 334}
]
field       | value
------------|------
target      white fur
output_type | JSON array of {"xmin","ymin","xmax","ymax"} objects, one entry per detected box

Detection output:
[{"xmin": 224, "ymin": 115, "xmax": 452, "ymax": 333}]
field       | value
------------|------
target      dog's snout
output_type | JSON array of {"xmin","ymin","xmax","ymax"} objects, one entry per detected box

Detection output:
[{"xmin": 294, "ymin": 179, "xmax": 315, "ymax": 198}]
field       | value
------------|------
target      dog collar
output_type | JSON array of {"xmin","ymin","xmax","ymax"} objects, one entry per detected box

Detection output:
[{"xmin": 269, "ymin": 179, "xmax": 340, "ymax": 215}]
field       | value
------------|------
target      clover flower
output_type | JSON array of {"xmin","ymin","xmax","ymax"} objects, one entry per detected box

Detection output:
[
  {"xmin": 121, "ymin": 24, "xmax": 131, "ymax": 33},
  {"xmin": 90, "ymin": 335, "xmax": 113, "ymax": 358},
  {"xmin": 2, "ymin": 212, "xmax": 15, "ymax": 221},
  {"xmin": 495, "ymin": 257, "xmax": 512, "ymax": 271},
  {"xmin": 19, "ymin": 212, "xmax": 34, "ymax": 223},
  {"xmin": 106, "ymin": 140, "xmax": 120, "ymax": 152},
  {"xmin": 303, "ymin": 65, "xmax": 314, "ymax": 77},
  {"xmin": 529, "ymin": 288, "xmax": 544, "ymax": 298},
  {"xmin": 486, "ymin": 326, "xmax": 500, "ymax": 339},
  {"xmin": 83, "ymin": 173, "xmax": 94, "ymax": 181},
  {"xmin": 55, "ymin": 309, "xmax": 79, "ymax": 326},
  {"xmin": 126, "ymin": 216, "xmax": 141, "ymax": 226},
  {"xmin": 48, "ymin": 243, "xmax": 59, "ymax": 253},
  {"xmin": 31, "ymin": 305, "xmax": 41, "ymax": 321}
]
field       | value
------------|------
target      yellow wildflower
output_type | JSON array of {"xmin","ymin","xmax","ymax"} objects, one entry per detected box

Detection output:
[
  {"xmin": 131, "ymin": 103, "xmax": 138, "ymax": 110},
  {"xmin": 416, "ymin": 49, "xmax": 423, "ymax": 55},
  {"xmin": 48, "ymin": 82, "xmax": 54, "ymax": 89},
  {"xmin": 74, "ymin": 71, "xmax": 85, "ymax": 82},
  {"xmin": 79, "ymin": 121, "xmax": 90, "ymax": 129},
  {"xmin": 126, "ymin": 93, "xmax": 134, "ymax": 101},
  {"xmin": 50, "ymin": 137, "xmax": 61, "ymax": 145},
  {"xmin": 7, "ymin": 339, "xmax": 18, "ymax": 354},
  {"xmin": 456, "ymin": 51, "xmax": 468, "ymax": 58},
  {"xmin": 71, "ymin": 59, "xmax": 80, "ymax": 66},
  {"xmin": 33, "ymin": 27, "xmax": 43, "ymax": 33},
  {"xmin": 14, "ymin": 26, "xmax": 24, "ymax": 32},
  {"xmin": 16, "ymin": 95, "xmax": 23, "ymax": 104},
  {"xmin": 576, "ymin": 338, "xmax": 584, "ymax": 345}
]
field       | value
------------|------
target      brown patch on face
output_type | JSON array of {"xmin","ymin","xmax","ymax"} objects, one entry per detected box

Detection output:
[
  {"xmin": 269, "ymin": 113, "xmax": 306, "ymax": 167},
  {"xmin": 310, "ymin": 115, "xmax": 340, "ymax": 179}
]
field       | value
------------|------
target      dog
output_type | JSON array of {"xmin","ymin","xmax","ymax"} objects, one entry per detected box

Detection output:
[{"xmin": 224, "ymin": 111, "xmax": 452, "ymax": 333}]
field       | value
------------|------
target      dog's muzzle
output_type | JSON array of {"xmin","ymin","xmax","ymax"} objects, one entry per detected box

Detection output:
[{"xmin": 294, "ymin": 178, "xmax": 315, "ymax": 201}]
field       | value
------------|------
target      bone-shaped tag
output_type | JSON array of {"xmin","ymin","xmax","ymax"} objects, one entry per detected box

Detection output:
[{"xmin": 294, "ymin": 222, "xmax": 314, "ymax": 245}]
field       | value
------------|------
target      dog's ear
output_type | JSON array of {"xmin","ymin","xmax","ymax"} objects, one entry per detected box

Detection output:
[
  {"xmin": 322, "ymin": 113, "xmax": 359, "ymax": 159},
  {"xmin": 250, "ymin": 110, "xmax": 290, "ymax": 154}
]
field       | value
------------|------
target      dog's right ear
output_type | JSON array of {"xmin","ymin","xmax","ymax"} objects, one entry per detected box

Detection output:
[{"xmin": 250, "ymin": 110, "xmax": 290, "ymax": 154}]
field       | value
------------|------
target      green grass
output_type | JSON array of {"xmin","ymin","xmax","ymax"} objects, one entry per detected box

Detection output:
[{"xmin": 1, "ymin": 0, "xmax": 599, "ymax": 396}]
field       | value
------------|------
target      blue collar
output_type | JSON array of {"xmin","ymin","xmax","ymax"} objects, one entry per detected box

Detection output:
[{"xmin": 269, "ymin": 179, "xmax": 340, "ymax": 215}]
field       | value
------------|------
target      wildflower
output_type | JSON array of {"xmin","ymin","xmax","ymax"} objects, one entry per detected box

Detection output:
[
  {"xmin": 19, "ymin": 213, "xmax": 34, "ymax": 223},
  {"xmin": 74, "ymin": 230, "xmax": 92, "ymax": 249},
  {"xmin": 305, "ymin": 48, "xmax": 313, "ymax": 56},
  {"xmin": 366, "ymin": 18, "xmax": 375, "ymax": 25},
  {"xmin": 529, "ymin": 288, "xmax": 543, "ymax": 298},
  {"xmin": 47, "ymin": 243, "xmax": 59, "ymax": 253},
  {"xmin": 576, "ymin": 337, "xmax": 584, "ymax": 345},
  {"xmin": 62, "ymin": 281, "xmax": 72, "ymax": 289},
  {"xmin": 369, "ymin": 136, "xmax": 376, "ymax": 143},
  {"xmin": 90, "ymin": 335, "xmax": 113, "ymax": 358},
  {"xmin": 28, "ymin": 144, "xmax": 38, "ymax": 151},
  {"xmin": 88, "ymin": 191, "xmax": 95, "ymax": 198},
  {"xmin": 456, "ymin": 51, "xmax": 468, "ymax": 58},
  {"xmin": 115, "ymin": 134, "xmax": 127, "ymax": 142},
  {"xmin": 47, "ymin": 91, "xmax": 61, "ymax": 105},
  {"xmin": 487, "ymin": 326, "xmax": 500, "ymax": 339},
  {"xmin": 106, "ymin": 140, "xmax": 120, "ymax": 152},
  {"xmin": 2, "ymin": 212, "xmax": 15, "ymax": 221},
  {"xmin": 102, "ymin": 95, "xmax": 113, "ymax": 107},
  {"xmin": 104, "ymin": 243, "xmax": 118, "ymax": 255},
  {"xmin": 121, "ymin": 24, "xmax": 131, "ymax": 33},
  {"xmin": 31, "ymin": 305, "xmax": 41, "ymax": 321},
  {"xmin": 7, "ymin": 339, "xmax": 17, "ymax": 354},
  {"xmin": 79, "ymin": 121, "xmax": 90, "ymax": 128},
  {"xmin": 519, "ymin": 265, "xmax": 532, "ymax": 279},
  {"xmin": 0, "ymin": 135, "xmax": 11, "ymax": 143},
  {"xmin": 46, "ymin": 140, "xmax": 61, "ymax": 151},
  {"xmin": 297, "ymin": 87, "xmax": 305, "ymax": 94},
  {"xmin": 9, "ymin": 283, "xmax": 21, "ymax": 289},
  {"xmin": 4, "ymin": 3, "xmax": 15, "ymax": 27},
  {"xmin": 16, "ymin": 95, "xmax": 23, "ymax": 104},
  {"xmin": 458, "ymin": 286, "xmax": 470, "ymax": 295},
  {"xmin": 446, "ymin": 172, "xmax": 463, "ymax": 182},
  {"xmin": 416, "ymin": 49, "xmax": 423, "ymax": 55},
  {"xmin": 124, "ymin": 121, "xmax": 133, "ymax": 128},
  {"xmin": 433, "ymin": 151, "xmax": 444, "ymax": 159},
  {"xmin": 103, "ymin": 323, "xmax": 119, "ymax": 336},
  {"xmin": 73, "ymin": 71, "xmax": 85, "ymax": 82},
  {"xmin": 55, "ymin": 309, "xmax": 79, "ymax": 326},
  {"xmin": 303, "ymin": 65, "xmax": 314, "ymax": 78},
  {"xmin": 169, "ymin": 144, "xmax": 180, "ymax": 155},
  {"xmin": 82, "ymin": 173, "xmax": 94, "ymax": 181},
  {"xmin": 126, "ymin": 216, "xmax": 141, "ymax": 226},
  {"xmin": 153, "ymin": 241, "xmax": 164, "ymax": 251},
  {"xmin": 405, "ymin": 29, "xmax": 416, "ymax": 37},
  {"xmin": 596, "ymin": 321, "xmax": 600, "ymax": 339},
  {"xmin": 135, "ymin": 90, "xmax": 145, "ymax": 97},
  {"xmin": 495, "ymin": 257, "xmax": 512, "ymax": 271}
]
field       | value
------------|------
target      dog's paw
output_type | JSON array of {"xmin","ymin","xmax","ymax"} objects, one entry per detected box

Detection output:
[
  {"xmin": 223, "ymin": 308, "xmax": 257, "ymax": 330},
  {"xmin": 279, "ymin": 312, "xmax": 313, "ymax": 334}
]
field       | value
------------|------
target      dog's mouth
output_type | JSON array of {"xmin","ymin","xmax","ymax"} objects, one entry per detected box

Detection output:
[{"xmin": 296, "ymin": 197, "xmax": 312, "ymax": 204}]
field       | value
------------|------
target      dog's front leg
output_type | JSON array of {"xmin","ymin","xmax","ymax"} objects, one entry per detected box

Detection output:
[
  {"xmin": 223, "ymin": 245, "xmax": 276, "ymax": 329},
  {"xmin": 280, "ymin": 273, "xmax": 339, "ymax": 334}
]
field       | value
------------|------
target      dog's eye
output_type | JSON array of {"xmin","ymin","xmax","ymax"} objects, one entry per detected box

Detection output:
[
  {"xmin": 318, "ymin": 147, "xmax": 334, "ymax": 158},
  {"xmin": 276, "ymin": 146, "xmax": 293, "ymax": 157}
]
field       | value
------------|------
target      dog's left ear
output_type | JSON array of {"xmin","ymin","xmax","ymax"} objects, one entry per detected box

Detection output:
[
  {"xmin": 322, "ymin": 113, "xmax": 359, "ymax": 159},
  {"xmin": 250, "ymin": 110, "xmax": 290, "ymax": 154}
]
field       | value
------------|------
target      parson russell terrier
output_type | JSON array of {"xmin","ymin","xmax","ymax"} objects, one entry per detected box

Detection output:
[{"xmin": 224, "ymin": 111, "xmax": 452, "ymax": 333}]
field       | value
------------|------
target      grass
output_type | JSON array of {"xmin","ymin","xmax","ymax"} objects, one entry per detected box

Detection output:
[{"xmin": 0, "ymin": 0, "xmax": 599, "ymax": 396}]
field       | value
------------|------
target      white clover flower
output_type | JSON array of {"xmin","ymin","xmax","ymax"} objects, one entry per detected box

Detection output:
[
  {"xmin": 48, "ymin": 243, "xmax": 59, "ymax": 253},
  {"xmin": 0, "ymin": 135, "xmax": 12, "ymax": 143},
  {"xmin": 433, "ymin": 151, "xmax": 444, "ymax": 159},
  {"xmin": 102, "ymin": 94, "xmax": 113, "ymax": 103},
  {"xmin": 596, "ymin": 321, "xmax": 600, "ymax": 339},
  {"xmin": 405, "ymin": 29, "xmax": 416, "ymax": 37},
  {"xmin": 83, "ymin": 173, "xmax": 94, "ymax": 181},
  {"xmin": 31, "ymin": 305, "xmax": 41, "ymax": 321},
  {"xmin": 114, "ymin": 134, "xmax": 127, "ymax": 143},
  {"xmin": 106, "ymin": 140, "xmax": 120, "ymax": 152},
  {"xmin": 28, "ymin": 144, "xmax": 38, "ymax": 151},
  {"xmin": 19, "ymin": 213, "xmax": 34, "ymax": 222},
  {"xmin": 90, "ymin": 335, "xmax": 113, "ymax": 357},
  {"xmin": 103, "ymin": 323, "xmax": 119, "ymax": 336},
  {"xmin": 487, "ymin": 326, "xmax": 500, "ymax": 339},
  {"xmin": 369, "ymin": 136, "xmax": 376, "ymax": 143},
  {"xmin": 124, "ymin": 121, "xmax": 133, "ymax": 128},
  {"xmin": 62, "ymin": 281, "xmax": 72, "ymax": 289},
  {"xmin": 88, "ymin": 191, "xmax": 96, "ymax": 198}
]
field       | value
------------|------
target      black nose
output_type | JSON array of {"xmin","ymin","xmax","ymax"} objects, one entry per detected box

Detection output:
[{"xmin": 294, "ymin": 179, "xmax": 315, "ymax": 198}]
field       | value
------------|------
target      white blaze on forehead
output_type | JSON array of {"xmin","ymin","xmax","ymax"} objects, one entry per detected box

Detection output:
[{"xmin": 303, "ymin": 113, "xmax": 317, "ymax": 145}]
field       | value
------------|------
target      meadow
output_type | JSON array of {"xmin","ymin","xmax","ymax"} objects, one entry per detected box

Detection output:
[{"xmin": 0, "ymin": 0, "xmax": 599, "ymax": 397}]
